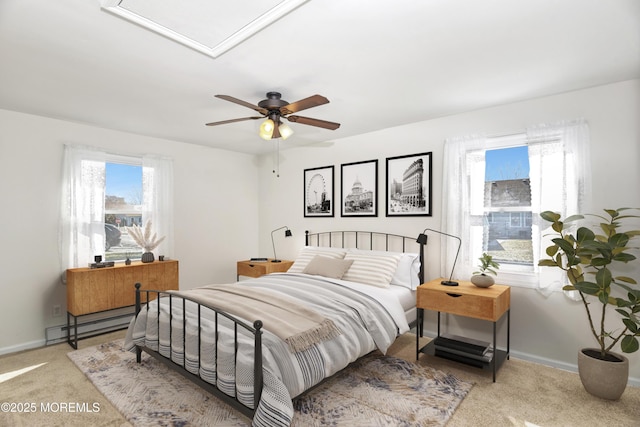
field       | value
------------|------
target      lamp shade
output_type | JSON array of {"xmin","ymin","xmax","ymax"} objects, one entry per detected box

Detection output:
[
  {"xmin": 279, "ymin": 122, "xmax": 294, "ymax": 140},
  {"xmin": 259, "ymin": 119, "xmax": 275, "ymax": 140}
]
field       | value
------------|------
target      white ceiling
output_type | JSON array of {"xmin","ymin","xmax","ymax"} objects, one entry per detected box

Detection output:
[{"xmin": 0, "ymin": 0, "xmax": 638, "ymax": 155}]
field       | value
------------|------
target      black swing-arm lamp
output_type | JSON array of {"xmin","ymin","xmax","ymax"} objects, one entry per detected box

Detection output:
[
  {"xmin": 416, "ymin": 228, "xmax": 462, "ymax": 286},
  {"xmin": 271, "ymin": 226, "xmax": 293, "ymax": 263}
]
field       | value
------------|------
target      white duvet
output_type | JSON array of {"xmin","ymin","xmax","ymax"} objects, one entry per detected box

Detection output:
[{"xmin": 125, "ymin": 273, "xmax": 408, "ymax": 426}]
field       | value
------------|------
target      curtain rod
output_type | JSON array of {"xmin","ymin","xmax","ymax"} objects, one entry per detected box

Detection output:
[
  {"xmin": 486, "ymin": 130, "xmax": 525, "ymax": 139},
  {"xmin": 486, "ymin": 130, "xmax": 562, "ymax": 144}
]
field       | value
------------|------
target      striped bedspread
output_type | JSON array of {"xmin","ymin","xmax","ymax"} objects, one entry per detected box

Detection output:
[{"xmin": 124, "ymin": 273, "xmax": 406, "ymax": 427}]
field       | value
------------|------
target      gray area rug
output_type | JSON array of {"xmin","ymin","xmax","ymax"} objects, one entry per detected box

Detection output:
[{"xmin": 68, "ymin": 340, "xmax": 472, "ymax": 426}]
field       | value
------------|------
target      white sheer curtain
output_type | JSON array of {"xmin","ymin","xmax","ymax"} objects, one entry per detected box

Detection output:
[
  {"xmin": 59, "ymin": 145, "xmax": 174, "ymax": 273},
  {"xmin": 442, "ymin": 119, "xmax": 591, "ymax": 291},
  {"xmin": 59, "ymin": 145, "xmax": 107, "ymax": 271},
  {"xmin": 142, "ymin": 155, "xmax": 174, "ymax": 258},
  {"xmin": 441, "ymin": 134, "xmax": 487, "ymax": 281},
  {"xmin": 528, "ymin": 119, "xmax": 591, "ymax": 295}
]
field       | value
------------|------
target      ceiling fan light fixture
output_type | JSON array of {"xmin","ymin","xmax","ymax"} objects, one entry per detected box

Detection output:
[
  {"xmin": 208, "ymin": 92, "xmax": 340, "ymax": 141},
  {"xmin": 279, "ymin": 122, "xmax": 294, "ymax": 140},
  {"xmin": 259, "ymin": 119, "xmax": 275, "ymax": 140}
]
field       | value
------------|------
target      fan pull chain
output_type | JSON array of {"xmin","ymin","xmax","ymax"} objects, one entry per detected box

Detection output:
[{"xmin": 273, "ymin": 139, "xmax": 280, "ymax": 177}]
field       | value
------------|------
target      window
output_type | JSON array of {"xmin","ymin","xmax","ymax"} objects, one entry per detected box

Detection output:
[
  {"xmin": 442, "ymin": 120, "xmax": 591, "ymax": 290},
  {"xmin": 482, "ymin": 145, "xmax": 533, "ymax": 271},
  {"xmin": 60, "ymin": 145, "xmax": 173, "ymax": 270},
  {"xmin": 105, "ymin": 162, "xmax": 143, "ymax": 261}
]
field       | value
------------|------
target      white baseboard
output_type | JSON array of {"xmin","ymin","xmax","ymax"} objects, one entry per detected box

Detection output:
[
  {"xmin": 510, "ymin": 349, "xmax": 640, "ymax": 388},
  {"xmin": 0, "ymin": 339, "xmax": 46, "ymax": 356},
  {"xmin": 0, "ymin": 307, "xmax": 135, "ymax": 356}
]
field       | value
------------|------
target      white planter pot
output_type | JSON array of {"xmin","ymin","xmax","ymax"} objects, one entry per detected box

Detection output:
[{"xmin": 470, "ymin": 274, "xmax": 494, "ymax": 288}]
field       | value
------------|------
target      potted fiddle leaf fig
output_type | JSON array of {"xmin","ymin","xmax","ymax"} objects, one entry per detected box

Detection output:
[
  {"xmin": 539, "ymin": 208, "xmax": 640, "ymax": 400},
  {"xmin": 471, "ymin": 252, "xmax": 500, "ymax": 288}
]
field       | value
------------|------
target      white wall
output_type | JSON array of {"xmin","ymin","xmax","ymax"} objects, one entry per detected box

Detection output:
[
  {"xmin": 1, "ymin": 80, "xmax": 638, "ymax": 384},
  {"xmin": 256, "ymin": 80, "xmax": 640, "ymax": 384},
  {"xmin": 0, "ymin": 109, "xmax": 259, "ymax": 353}
]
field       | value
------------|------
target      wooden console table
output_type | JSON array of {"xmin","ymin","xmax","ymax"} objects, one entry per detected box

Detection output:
[
  {"xmin": 416, "ymin": 278, "xmax": 510, "ymax": 382},
  {"xmin": 66, "ymin": 260, "xmax": 179, "ymax": 348}
]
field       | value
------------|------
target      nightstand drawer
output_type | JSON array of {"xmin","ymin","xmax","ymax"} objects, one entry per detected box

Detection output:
[
  {"xmin": 237, "ymin": 262, "xmax": 269, "ymax": 278},
  {"xmin": 237, "ymin": 259, "xmax": 294, "ymax": 279},
  {"xmin": 417, "ymin": 281, "xmax": 510, "ymax": 322},
  {"xmin": 417, "ymin": 288, "xmax": 496, "ymax": 320}
]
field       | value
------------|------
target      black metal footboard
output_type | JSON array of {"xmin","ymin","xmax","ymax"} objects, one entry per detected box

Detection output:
[{"xmin": 133, "ymin": 283, "xmax": 263, "ymax": 419}]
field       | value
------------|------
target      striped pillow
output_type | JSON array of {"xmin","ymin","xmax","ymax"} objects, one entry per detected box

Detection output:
[
  {"xmin": 288, "ymin": 247, "xmax": 347, "ymax": 273},
  {"xmin": 342, "ymin": 252, "xmax": 401, "ymax": 288},
  {"xmin": 348, "ymin": 249, "xmax": 421, "ymax": 290}
]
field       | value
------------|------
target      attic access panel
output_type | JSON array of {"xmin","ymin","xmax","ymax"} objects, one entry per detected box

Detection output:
[{"xmin": 100, "ymin": 0, "xmax": 309, "ymax": 58}]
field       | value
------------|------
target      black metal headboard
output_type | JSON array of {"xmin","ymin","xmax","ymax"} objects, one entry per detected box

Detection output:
[{"xmin": 304, "ymin": 230, "xmax": 425, "ymax": 284}]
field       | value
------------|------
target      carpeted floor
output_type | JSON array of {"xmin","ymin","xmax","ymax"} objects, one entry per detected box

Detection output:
[
  {"xmin": 1, "ymin": 331, "xmax": 639, "ymax": 426},
  {"xmin": 67, "ymin": 339, "xmax": 472, "ymax": 426}
]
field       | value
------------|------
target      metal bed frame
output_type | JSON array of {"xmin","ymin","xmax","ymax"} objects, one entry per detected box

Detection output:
[
  {"xmin": 132, "ymin": 230, "xmax": 425, "ymax": 421},
  {"xmin": 133, "ymin": 283, "xmax": 263, "ymax": 418},
  {"xmin": 304, "ymin": 230, "xmax": 424, "ymax": 285}
]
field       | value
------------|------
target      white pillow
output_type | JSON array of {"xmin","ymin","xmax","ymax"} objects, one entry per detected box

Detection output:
[
  {"xmin": 302, "ymin": 255, "xmax": 354, "ymax": 279},
  {"xmin": 394, "ymin": 253, "xmax": 421, "ymax": 289},
  {"xmin": 348, "ymin": 249, "xmax": 421, "ymax": 290},
  {"xmin": 342, "ymin": 252, "xmax": 401, "ymax": 288},
  {"xmin": 288, "ymin": 246, "xmax": 347, "ymax": 273}
]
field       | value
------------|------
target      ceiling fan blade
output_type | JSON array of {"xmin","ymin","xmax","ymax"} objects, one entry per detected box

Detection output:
[
  {"xmin": 280, "ymin": 95, "xmax": 329, "ymax": 115},
  {"xmin": 205, "ymin": 116, "xmax": 262, "ymax": 126},
  {"xmin": 215, "ymin": 95, "xmax": 268, "ymax": 115},
  {"xmin": 286, "ymin": 115, "xmax": 341, "ymax": 130}
]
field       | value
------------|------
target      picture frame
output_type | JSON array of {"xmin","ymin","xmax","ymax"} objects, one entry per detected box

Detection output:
[
  {"xmin": 341, "ymin": 159, "xmax": 378, "ymax": 217},
  {"xmin": 304, "ymin": 165, "xmax": 334, "ymax": 217},
  {"xmin": 386, "ymin": 152, "xmax": 432, "ymax": 216}
]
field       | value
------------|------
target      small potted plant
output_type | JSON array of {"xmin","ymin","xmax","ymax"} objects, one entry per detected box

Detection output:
[
  {"xmin": 471, "ymin": 252, "xmax": 500, "ymax": 287},
  {"xmin": 538, "ymin": 208, "xmax": 640, "ymax": 400}
]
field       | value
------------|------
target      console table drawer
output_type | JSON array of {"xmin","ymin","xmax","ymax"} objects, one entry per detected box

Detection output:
[{"xmin": 67, "ymin": 260, "xmax": 179, "ymax": 316}]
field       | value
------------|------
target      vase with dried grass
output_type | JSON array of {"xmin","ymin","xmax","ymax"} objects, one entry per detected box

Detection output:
[{"xmin": 127, "ymin": 220, "xmax": 165, "ymax": 263}]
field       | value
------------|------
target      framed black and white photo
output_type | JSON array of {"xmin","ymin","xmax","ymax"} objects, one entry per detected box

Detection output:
[
  {"xmin": 341, "ymin": 160, "xmax": 378, "ymax": 217},
  {"xmin": 386, "ymin": 152, "xmax": 432, "ymax": 216},
  {"xmin": 304, "ymin": 165, "xmax": 334, "ymax": 217}
]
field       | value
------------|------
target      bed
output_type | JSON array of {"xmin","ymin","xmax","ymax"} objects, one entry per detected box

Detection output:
[{"xmin": 124, "ymin": 230, "xmax": 425, "ymax": 427}]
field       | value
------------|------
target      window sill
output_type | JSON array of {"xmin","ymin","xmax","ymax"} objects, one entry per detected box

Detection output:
[{"xmin": 492, "ymin": 270, "xmax": 538, "ymax": 289}]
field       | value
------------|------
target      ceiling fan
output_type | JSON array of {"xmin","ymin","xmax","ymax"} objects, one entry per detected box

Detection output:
[{"xmin": 206, "ymin": 92, "xmax": 341, "ymax": 140}]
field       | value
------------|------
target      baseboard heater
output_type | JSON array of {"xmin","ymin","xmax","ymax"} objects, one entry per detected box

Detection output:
[{"xmin": 45, "ymin": 308, "xmax": 134, "ymax": 345}]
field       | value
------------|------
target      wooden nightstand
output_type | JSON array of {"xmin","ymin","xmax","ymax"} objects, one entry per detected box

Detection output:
[
  {"xmin": 237, "ymin": 259, "xmax": 293, "ymax": 280},
  {"xmin": 416, "ymin": 278, "xmax": 510, "ymax": 382}
]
